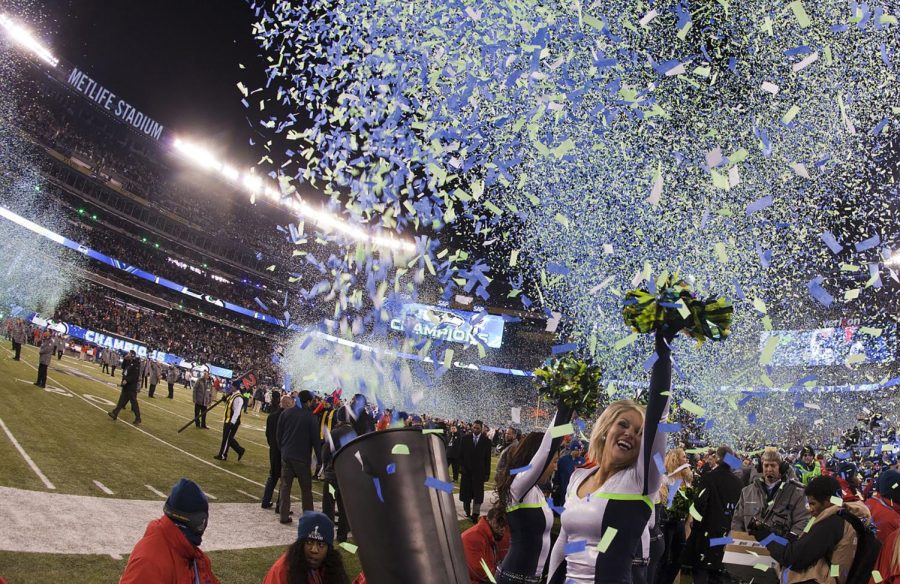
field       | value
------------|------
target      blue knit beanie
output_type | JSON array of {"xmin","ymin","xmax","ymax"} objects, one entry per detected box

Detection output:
[{"xmin": 297, "ymin": 511, "xmax": 334, "ymax": 546}]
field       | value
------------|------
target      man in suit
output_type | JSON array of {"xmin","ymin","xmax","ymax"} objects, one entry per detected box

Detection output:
[
  {"xmin": 277, "ymin": 390, "xmax": 319, "ymax": 523},
  {"xmin": 460, "ymin": 420, "xmax": 492, "ymax": 522}
]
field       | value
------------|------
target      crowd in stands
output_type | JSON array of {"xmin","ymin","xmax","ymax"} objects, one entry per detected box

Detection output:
[
  {"xmin": 15, "ymin": 72, "xmax": 299, "ymax": 269},
  {"xmin": 52, "ymin": 284, "xmax": 279, "ymax": 380}
]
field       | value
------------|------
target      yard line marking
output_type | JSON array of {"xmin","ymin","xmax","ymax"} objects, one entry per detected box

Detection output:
[
  {"xmin": 145, "ymin": 484, "xmax": 167, "ymax": 498},
  {"xmin": 237, "ymin": 489, "xmax": 258, "ymax": 500},
  {"xmin": 7, "ymin": 347, "xmax": 324, "ymax": 499},
  {"xmin": 0, "ymin": 416, "xmax": 56, "ymax": 490},
  {"xmin": 93, "ymin": 480, "xmax": 114, "ymax": 495},
  {"xmin": 109, "ymin": 553, "xmax": 122, "ymax": 560},
  {"xmin": 204, "ymin": 492, "xmax": 217, "ymax": 500}
]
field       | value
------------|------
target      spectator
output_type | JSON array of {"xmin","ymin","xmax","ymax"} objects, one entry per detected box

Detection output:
[
  {"xmin": 460, "ymin": 420, "xmax": 492, "ymax": 523},
  {"xmin": 462, "ymin": 506, "xmax": 510, "ymax": 584},
  {"xmin": 321, "ymin": 417, "xmax": 355, "ymax": 543},
  {"xmin": 261, "ymin": 392, "xmax": 287, "ymax": 511},
  {"xmin": 749, "ymin": 475, "xmax": 873, "ymax": 583},
  {"xmin": 192, "ymin": 372, "xmax": 211, "ymax": 429},
  {"xmin": 263, "ymin": 511, "xmax": 349, "ymax": 584},
  {"xmin": 278, "ymin": 390, "xmax": 319, "ymax": 523},
  {"xmin": 552, "ymin": 440, "xmax": 585, "ymax": 508},
  {"xmin": 447, "ymin": 425, "xmax": 462, "ymax": 482},
  {"xmin": 119, "ymin": 478, "xmax": 219, "ymax": 584},
  {"xmin": 34, "ymin": 331, "xmax": 53, "ymax": 388},
  {"xmin": 681, "ymin": 446, "xmax": 744, "ymax": 584},
  {"xmin": 494, "ymin": 427, "xmax": 520, "ymax": 482},
  {"xmin": 107, "ymin": 350, "xmax": 141, "ymax": 425},
  {"xmin": 794, "ymin": 445, "xmax": 821, "ymax": 485},
  {"xmin": 867, "ymin": 469, "xmax": 900, "ymax": 546}
]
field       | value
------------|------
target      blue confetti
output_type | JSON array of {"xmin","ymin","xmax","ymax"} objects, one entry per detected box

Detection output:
[{"xmin": 424, "ymin": 476, "xmax": 453, "ymax": 493}]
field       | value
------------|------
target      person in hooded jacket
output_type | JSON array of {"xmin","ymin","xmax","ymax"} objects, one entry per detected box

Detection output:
[
  {"xmin": 119, "ymin": 478, "xmax": 220, "ymax": 584},
  {"xmin": 867, "ymin": 469, "xmax": 900, "ymax": 546},
  {"xmin": 748, "ymin": 474, "xmax": 872, "ymax": 584}
]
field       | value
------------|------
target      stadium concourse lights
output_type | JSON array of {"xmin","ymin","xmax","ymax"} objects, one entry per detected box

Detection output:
[
  {"xmin": 172, "ymin": 137, "xmax": 416, "ymax": 253},
  {"xmin": 0, "ymin": 14, "xmax": 59, "ymax": 67}
]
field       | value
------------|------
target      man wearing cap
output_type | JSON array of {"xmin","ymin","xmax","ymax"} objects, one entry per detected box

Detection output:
[
  {"xmin": 866, "ymin": 468, "xmax": 900, "ymax": 546},
  {"xmin": 107, "ymin": 350, "xmax": 142, "ymax": 425},
  {"xmin": 120, "ymin": 478, "xmax": 220, "ymax": 584},
  {"xmin": 33, "ymin": 331, "xmax": 53, "ymax": 388},
  {"xmin": 263, "ymin": 511, "xmax": 349, "ymax": 583},
  {"xmin": 793, "ymin": 445, "xmax": 821, "ymax": 485},
  {"xmin": 277, "ymin": 390, "xmax": 320, "ymax": 523},
  {"xmin": 553, "ymin": 440, "xmax": 586, "ymax": 508},
  {"xmin": 214, "ymin": 383, "xmax": 246, "ymax": 461}
]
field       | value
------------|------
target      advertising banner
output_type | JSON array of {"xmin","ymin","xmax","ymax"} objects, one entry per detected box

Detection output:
[{"xmin": 389, "ymin": 302, "xmax": 505, "ymax": 349}]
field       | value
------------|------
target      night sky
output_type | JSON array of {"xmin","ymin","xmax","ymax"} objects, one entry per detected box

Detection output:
[{"xmin": 24, "ymin": 0, "xmax": 267, "ymax": 166}]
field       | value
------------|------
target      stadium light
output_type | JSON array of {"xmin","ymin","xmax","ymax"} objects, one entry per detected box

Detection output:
[
  {"xmin": 887, "ymin": 251, "xmax": 900, "ymax": 267},
  {"xmin": 172, "ymin": 136, "xmax": 416, "ymax": 253},
  {"xmin": 0, "ymin": 14, "xmax": 59, "ymax": 67}
]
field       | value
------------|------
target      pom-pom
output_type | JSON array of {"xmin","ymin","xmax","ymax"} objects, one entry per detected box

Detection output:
[
  {"xmin": 533, "ymin": 356, "xmax": 603, "ymax": 414},
  {"xmin": 623, "ymin": 276, "xmax": 733, "ymax": 344}
]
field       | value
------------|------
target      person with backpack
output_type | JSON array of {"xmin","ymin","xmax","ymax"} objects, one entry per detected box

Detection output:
[{"xmin": 748, "ymin": 475, "xmax": 879, "ymax": 584}]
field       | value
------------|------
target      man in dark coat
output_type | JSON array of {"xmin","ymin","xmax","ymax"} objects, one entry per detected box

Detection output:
[
  {"xmin": 34, "ymin": 332, "xmax": 53, "ymax": 388},
  {"xmin": 260, "ymin": 391, "xmax": 286, "ymax": 510},
  {"xmin": 682, "ymin": 446, "xmax": 744, "ymax": 584},
  {"xmin": 321, "ymin": 418, "xmax": 356, "ymax": 542},
  {"xmin": 277, "ymin": 390, "xmax": 319, "ymax": 523},
  {"xmin": 108, "ymin": 350, "xmax": 142, "ymax": 425},
  {"xmin": 446, "ymin": 425, "xmax": 462, "ymax": 482},
  {"xmin": 459, "ymin": 420, "xmax": 492, "ymax": 522}
]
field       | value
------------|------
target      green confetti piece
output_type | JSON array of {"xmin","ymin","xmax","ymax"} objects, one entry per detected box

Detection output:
[
  {"xmin": 782, "ymin": 105, "xmax": 801, "ymax": 124},
  {"xmin": 554, "ymin": 213, "xmax": 570, "ymax": 228},
  {"xmin": 846, "ymin": 353, "xmax": 865, "ymax": 365},
  {"xmin": 613, "ymin": 332, "xmax": 638, "ymax": 350},
  {"xmin": 328, "ymin": 483, "xmax": 336, "ymax": 497},
  {"xmin": 596, "ymin": 526, "xmax": 619, "ymax": 552},
  {"xmin": 510, "ymin": 249, "xmax": 519, "ymax": 267},
  {"xmin": 872, "ymin": 570, "xmax": 883, "ymax": 583},
  {"xmin": 681, "ymin": 399, "xmax": 706, "ymax": 416},
  {"xmin": 753, "ymin": 563, "xmax": 770, "ymax": 571},
  {"xmin": 829, "ymin": 496, "xmax": 844, "ymax": 507},
  {"xmin": 550, "ymin": 423, "xmax": 575, "ymax": 438},
  {"xmin": 752, "ymin": 297, "xmax": 768, "ymax": 314},
  {"xmin": 788, "ymin": 1, "xmax": 812, "ymax": 27},
  {"xmin": 443, "ymin": 348, "xmax": 454, "ymax": 369},
  {"xmin": 422, "ymin": 428, "xmax": 445, "ymax": 435},
  {"xmin": 481, "ymin": 559, "xmax": 497, "ymax": 583},
  {"xmin": 803, "ymin": 517, "xmax": 815, "ymax": 533},
  {"xmin": 484, "ymin": 201, "xmax": 503, "ymax": 216},
  {"xmin": 843, "ymin": 288, "xmax": 860, "ymax": 300},
  {"xmin": 759, "ymin": 336, "xmax": 781, "ymax": 366},
  {"xmin": 830, "ymin": 564, "xmax": 839, "ymax": 577},
  {"xmin": 860, "ymin": 327, "xmax": 882, "ymax": 336},
  {"xmin": 391, "ymin": 444, "xmax": 410, "ymax": 455},
  {"xmin": 714, "ymin": 242, "xmax": 729, "ymax": 263},
  {"xmin": 339, "ymin": 542, "xmax": 358, "ymax": 554},
  {"xmin": 689, "ymin": 503, "xmax": 703, "ymax": 522}
]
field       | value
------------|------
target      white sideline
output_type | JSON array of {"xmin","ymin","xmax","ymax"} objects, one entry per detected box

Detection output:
[
  {"xmin": 5, "ymin": 347, "xmax": 326, "ymax": 497},
  {"xmin": 145, "ymin": 484, "xmax": 167, "ymax": 498},
  {"xmin": 0, "ymin": 416, "xmax": 56, "ymax": 490},
  {"xmin": 93, "ymin": 480, "xmax": 114, "ymax": 495}
]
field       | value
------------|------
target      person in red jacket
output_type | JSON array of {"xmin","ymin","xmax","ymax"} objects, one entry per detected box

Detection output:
[
  {"xmin": 263, "ymin": 511, "xmax": 349, "ymax": 584},
  {"xmin": 120, "ymin": 478, "xmax": 219, "ymax": 584},
  {"xmin": 462, "ymin": 506, "xmax": 511, "ymax": 584},
  {"xmin": 867, "ymin": 469, "xmax": 900, "ymax": 546},
  {"xmin": 875, "ymin": 525, "xmax": 900, "ymax": 584}
]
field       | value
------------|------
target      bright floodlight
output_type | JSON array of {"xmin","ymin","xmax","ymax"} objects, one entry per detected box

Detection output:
[
  {"xmin": 172, "ymin": 135, "xmax": 417, "ymax": 253},
  {"xmin": 887, "ymin": 251, "xmax": 900, "ymax": 267},
  {"xmin": 0, "ymin": 14, "xmax": 59, "ymax": 67}
]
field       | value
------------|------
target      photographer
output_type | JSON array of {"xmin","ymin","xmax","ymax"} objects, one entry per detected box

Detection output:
[{"xmin": 732, "ymin": 449, "xmax": 810, "ymax": 541}]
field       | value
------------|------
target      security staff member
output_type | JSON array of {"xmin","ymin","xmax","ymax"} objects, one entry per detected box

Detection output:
[{"xmin": 214, "ymin": 383, "xmax": 247, "ymax": 461}]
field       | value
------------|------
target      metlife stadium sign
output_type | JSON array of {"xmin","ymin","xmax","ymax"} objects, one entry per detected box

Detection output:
[
  {"xmin": 63, "ymin": 67, "xmax": 165, "ymax": 140},
  {"xmin": 390, "ymin": 303, "xmax": 505, "ymax": 348}
]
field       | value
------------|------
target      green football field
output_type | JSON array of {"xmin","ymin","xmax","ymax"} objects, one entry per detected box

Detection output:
[{"xmin": 0, "ymin": 343, "xmax": 496, "ymax": 583}]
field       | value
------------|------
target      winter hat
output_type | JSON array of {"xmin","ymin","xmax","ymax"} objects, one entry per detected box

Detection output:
[
  {"xmin": 879, "ymin": 469, "xmax": 900, "ymax": 502},
  {"xmin": 164, "ymin": 478, "xmax": 209, "ymax": 537},
  {"xmin": 800, "ymin": 445, "xmax": 815, "ymax": 457},
  {"xmin": 297, "ymin": 511, "xmax": 334, "ymax": 546},
  {"xmin": 298, "ymin": 390, "xmax": 314, "ymax": 404}
]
